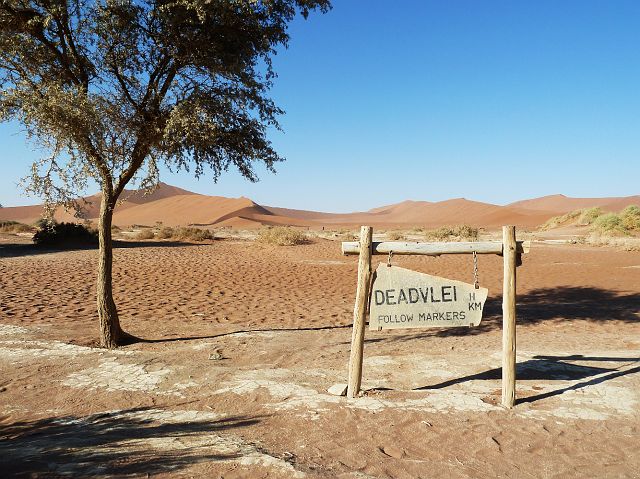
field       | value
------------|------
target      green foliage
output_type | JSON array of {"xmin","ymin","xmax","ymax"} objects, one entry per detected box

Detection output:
[
  {"xmin": 621, "ymin": 205, "xmax": 640, "ymax": 230},
  {"xmin": 590, "ymin": 205, "xmax": 640, "ymax": 236},
  {"xmin": 577, "ymin": 207, "xmax": 603, "ymax": 225},
  {"xmin": 1, "ymin": 0, "xmax": 331, "ymax": 211},
  {"xmin": 425, "ymin": 225, "xmax": 479, "ymax": 242},
  {"xmin": 0, "ymin": 220, "xmax": 34, "ymax": 233},
  {"xmin": 593, "ymin": 213, "xmax": 625, "ymax": 235},
  {"xmin": 33, "ymin": 221, "xmax": 98, "ymax": 247},
  {"xmin": 257, "ymin": 226, "xmax": 308, "ymax": 246}
]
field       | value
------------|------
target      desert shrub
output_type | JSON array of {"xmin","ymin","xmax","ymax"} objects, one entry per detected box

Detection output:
[
  {"xmin": 33, "ymin": 221, "xmax": 98, "ymax": 247},
  {"xmin": 425, "ymin": 225, "xmax": 479, "ymax": 242},
  {"xmin": 340, "ymin": 232, "xmax": 358, "ymax": 241},
  {"xmin": 539, "ymin": 210, "xmax": 582, "ymax": 230},
  {"xmin": 135, "ymin": 229, "xmax": 155, "ymax": 240},
  {"xmin": 175, "ymin": 227, "xmax": 215, "ymax": 242},
  {"xmin": 592, "ymin": 213, "xmax": 626, "ymax": 235},
  {"xmin": 620, "ymin": 205, "xmax": 640, "ymax": 231},
  {"xmin": 156, "ymin": 226, "xmax": 175, "ymax": 239},
  {"xmin": 577, "ymin": 207, "xmax": 603, "ymax": 226},
  {"xmin": 386, "ymin": 231, "xmax": 405, "ymax": 241},
  {"xmin": 111, "ymin": 224, "xmax": 121, "ymax": 232},
  {"xmin": 0, "ymin": 220, "xmax": 34, "ymax": 233},
  {"xmin": 256, "ymin": 226, "xmax": 308, "ymax": 246}
]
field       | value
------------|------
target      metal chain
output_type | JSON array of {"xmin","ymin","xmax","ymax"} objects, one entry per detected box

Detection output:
[
  {"xmin": 473, "ymin": 251, "xmax": 479, "ymax": 289},
  {"xmin": 387, "ymin": 250, "xmax": 394, "ymax": 267}
]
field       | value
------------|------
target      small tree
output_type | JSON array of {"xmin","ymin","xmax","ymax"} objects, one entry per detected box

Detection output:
[{"xmin": 0, "ymin": 0, "xmax": 330, "ymax": 348}]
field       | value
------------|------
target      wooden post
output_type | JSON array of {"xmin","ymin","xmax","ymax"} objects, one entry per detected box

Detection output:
[
  {"xmin": 502, "ymin": 225, "xmax": 517, "ymax": 408},
  {"xmin": 347, "ymin": 226, "xmax": 373, "ymax": 398}
]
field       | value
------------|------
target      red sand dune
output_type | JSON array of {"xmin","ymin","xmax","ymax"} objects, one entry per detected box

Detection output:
[
  {"xmin": 1, "ymin": 184, "xmax": 638, "ymax": 230},
  {"xmin": 508, "ymin": 193, "xmax": 640, "ymax": 213}
]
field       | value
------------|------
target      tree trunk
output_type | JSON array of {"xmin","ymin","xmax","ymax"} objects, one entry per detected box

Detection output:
[{"xmin": 97, "ymin": 192, "xmax": 124, "ymax": 348}]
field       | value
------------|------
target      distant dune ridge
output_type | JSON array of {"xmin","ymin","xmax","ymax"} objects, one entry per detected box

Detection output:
[{"xmin": 1, "ymin": 182, "xmax": 638, "ymax": 230}]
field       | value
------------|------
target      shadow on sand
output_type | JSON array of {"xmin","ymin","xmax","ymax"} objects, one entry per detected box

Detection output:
[
  {"xmin": 411, "ymin": 354, "xmax": 640, "ymax": 405},
  {"xmin": 0, "ymin": 407, "xmax": 262, "ymax": 477},
  {"xmin": 0, "ymin": 239, "xmax": 209, "ymax": 258},
  {"xmin": 140, "ymin": 286, "xmax": 638, "ymax": 345}
]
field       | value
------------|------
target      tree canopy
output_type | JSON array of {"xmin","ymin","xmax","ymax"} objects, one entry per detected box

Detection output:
[
  {"xmin": 0, "ymin": 0, "xmax": 330, "ymax": 206},
  {"xmin": 0, "ymin": 0, "xmax": 330, "ymax": 347}
]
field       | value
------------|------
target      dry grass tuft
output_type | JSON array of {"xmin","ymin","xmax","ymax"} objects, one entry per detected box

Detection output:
[
  {"xmin": 135, "ymin": 229, "xmax": 155, "ymax": 240},
  {"xmin": 256, "ymin": 226, "xmax": 308, "ymax": 246},
  {"xmin": 424, "ymin": 225, "xmax": 479, "ymax": 242},
  {"xmin": 539, "ymin": 210, "xmax": 582, "ymax": 230},
  {"xmin": 154, "ymin": 226, "xmax": 214, "ymax": 241},
  {"xmin": 386, "ymin": 231, "xmax": 405, "ymax": 241},
  {"xmin": 0, "ymin": 220, "xmax": 34, "ymax": 234}
]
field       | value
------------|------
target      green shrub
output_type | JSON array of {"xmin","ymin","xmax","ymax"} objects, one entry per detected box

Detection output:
[
  {"xmin": 593, "ymin": 213, "xmax": 626, "ymax": 235},
  {"xmin": 425, "ymin": 225, "xmax": 479, "ymax": 242},
  {"xmin": 256, "ymin": 226, "xmax": 308, "ymax": 246},
  {"xmin": 577, "ymin": 207, "xmax": 603, "ymax": 226},
  {"xmin": 33, "ymin": 221, "xmax": 98, "ymax": 247},
  {"xmin": 620, "ymin": 205, "xmax": 640, "ymax": 231},
  {"xmin": 135, "ymin": 229, "xmax": 155, "ymax": 240},
  {"xmin": 0, "ymin": 220, "xmax": 34, "ymax": 233}
]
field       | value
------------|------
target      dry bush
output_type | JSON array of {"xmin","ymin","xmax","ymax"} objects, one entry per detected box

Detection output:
[
  {"xmin": 425, "ymin": 225, "xmax": 479, "ymax": 242},
  {"xmin": 152, "ymin": 226, "xmax": 214, "ymax": 241},
  {"xmin": 341, "ymin": 232, "xmax": 358, "ymax": 241},
  {"xmin": 0, "ymin": 220, "xmax": 34, "ymax": 233},
  {"xmin": 156, "ymin": 226, "xmax": 175, "ymax": 239},
  {"xmin": 135, "ymin": 229, "xmax": 155, "ymax": 240},
  {"xmin": 174, "ymin": 227, "xmax": 215, "ymax": 242},
  {"xmin": 256, "ymin": 226, "xmax": 308, "ymax": 246},
  {"xmin": 386, "ymin": 231, "xmax": 405, "ymax": 241}
]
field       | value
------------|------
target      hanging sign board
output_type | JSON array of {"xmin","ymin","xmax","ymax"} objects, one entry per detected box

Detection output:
[{"xmin": 369, "ymin": 264, "xmax": 488, "ymax": 330}]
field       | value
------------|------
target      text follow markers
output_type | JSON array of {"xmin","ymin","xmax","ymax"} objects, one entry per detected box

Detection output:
[{"xmin": 369, "ymin": 264, "xmax": 489, "ymax": 330}]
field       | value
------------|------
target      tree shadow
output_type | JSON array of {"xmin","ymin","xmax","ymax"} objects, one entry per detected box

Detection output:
[
  {"xmin": 359, "ymin": 286, "xmax": 640, "ymax": 344},
  {"xmin": 412, "ymin": 354, "xmax": 640, "ymax": 404},
  {"xmin": 144, "ymin": 324, "xmax": 353, "ymax": 344},
  {"xmin": 0, "ymin": 407, "xmax": 263, "ymax": 477},
  {"xmin": 0, "ymin": 240, "xmax": 203, "ymax": 258}
]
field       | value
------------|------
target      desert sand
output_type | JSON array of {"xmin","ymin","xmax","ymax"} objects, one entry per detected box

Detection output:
[
  {"xmin": 0, "ymin": 229, "xmax": 638, "ymax": 477},
  {"xmin": 2, "ymin": 183, "xmax": 640, "ymax": 230}
]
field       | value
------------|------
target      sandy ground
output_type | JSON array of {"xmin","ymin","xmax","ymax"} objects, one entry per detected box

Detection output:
[{"xmin": 0, "ymin": 234, "xmax": 639, "ymax": 478}]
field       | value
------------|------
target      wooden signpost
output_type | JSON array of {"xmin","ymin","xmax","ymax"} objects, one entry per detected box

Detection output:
[{"xmin": 343, "ymin": 225, "xmax": 529, "ymax": 408}]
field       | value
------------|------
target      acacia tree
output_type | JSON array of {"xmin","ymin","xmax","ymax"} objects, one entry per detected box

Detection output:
[{"xmin": 0, "ymin": 0, "xmax": 330, "ymax": 348}]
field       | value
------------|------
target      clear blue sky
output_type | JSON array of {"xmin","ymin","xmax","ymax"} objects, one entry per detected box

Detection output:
[{"xmin": 1, "ymin": 0, "xmax": 639, "ymax": 211}]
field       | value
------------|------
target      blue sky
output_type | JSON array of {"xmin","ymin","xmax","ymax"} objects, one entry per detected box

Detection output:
[{"xmin": 1, "ymin": 0, "xmax": 639, "ymax": 211}]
